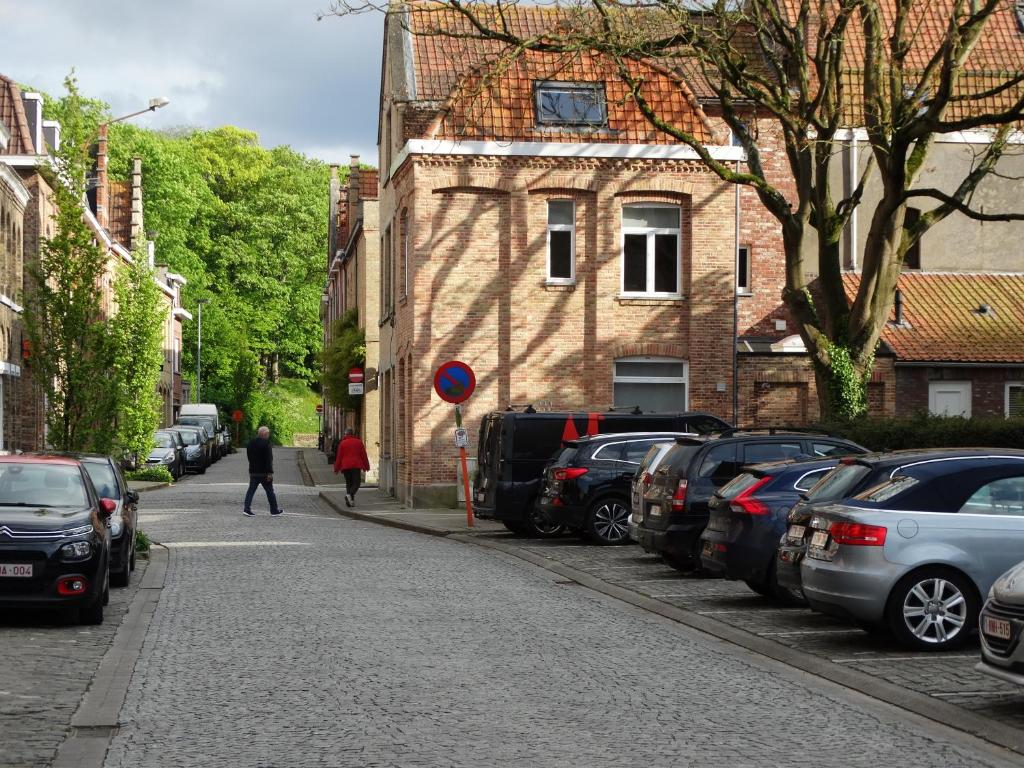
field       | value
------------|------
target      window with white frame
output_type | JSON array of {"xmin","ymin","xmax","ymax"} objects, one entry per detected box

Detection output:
[
  {"xmin": 621, "ymin": 205, "xmax": 681, "ymax": 296},
  {"xmin": 613, "ymin": 356, "xmax": 688, "ymax": 412},
  {"xmin": 547, "ymin": 200, "xmax": 575, "ymax": 283},
  {"xmin": 737, "ymin": 245, "xmax": 751, "ymax": 293},
  {"xmin": 1008, "ymin": 383, "xmax": 1024, "ymax": 418}
]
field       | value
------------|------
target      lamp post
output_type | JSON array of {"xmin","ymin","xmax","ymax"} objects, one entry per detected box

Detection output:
[{"xmin": 196, "ymin": 299, "xmax": 208, "ymax": 402}]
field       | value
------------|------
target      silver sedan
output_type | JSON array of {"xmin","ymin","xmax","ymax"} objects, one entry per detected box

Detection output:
[
  {"xmin": 977, "ymin": 559, "xmax": 1024, "ymax": 686},
  {"xmin": 801, "ymin": 454, "xmax": 1024, "ymax": 651}
]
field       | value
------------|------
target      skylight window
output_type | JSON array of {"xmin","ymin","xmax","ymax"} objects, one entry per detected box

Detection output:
[{"xmin": 534, "ymin": 82, "xmax": 607, "ymax": 127}]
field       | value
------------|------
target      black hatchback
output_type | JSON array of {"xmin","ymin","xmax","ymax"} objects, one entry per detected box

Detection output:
[
  {"xmin": 700, "ymin": 456, "xmax": 862, "ymax": 602},
  {"xmin": 75, "ymin": 455, "xmax": 139, "ymax": 588},
  {"xmin": 0, "ymin": 455, "xmax": 114, "ymax": 624},
  {"xmin": 538, "ymin": 433, "xmax": 695, "ymax": 544},
  {"xmin": 635, "ymin": 429, "xmax": 865, "ymax": 571}
]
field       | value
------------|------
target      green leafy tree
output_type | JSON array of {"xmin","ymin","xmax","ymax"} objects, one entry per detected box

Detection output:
[
  {"xmin": 24, "ymin": 75, "xmax": 117, "ymax": 452},
  {"xmin": 110, "ymin": 249, "xmax": 166, "ymax": 465},
  {"xmin": 322, "ymin": 309, "xmax": 367, "ymax": 411}
]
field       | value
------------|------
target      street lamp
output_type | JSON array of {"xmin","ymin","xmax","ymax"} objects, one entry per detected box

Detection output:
[
  {"xmin": 107, "ymin": 97, "xmax": 171, "ymax": 126},
  {"xmin": 196, "ymin": 299, "xmax": 209, "ymax": 402}
]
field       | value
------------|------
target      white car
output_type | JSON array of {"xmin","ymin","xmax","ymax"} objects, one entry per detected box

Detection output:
[{"xmin": 977, "ymin": 559, "xmax": 1024, "ymax": 686}]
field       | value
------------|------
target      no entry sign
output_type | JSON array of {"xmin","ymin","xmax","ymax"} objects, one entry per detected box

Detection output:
[{"xmin": 433, "ymin": 360, "xmax": 476, "ymax": 404}]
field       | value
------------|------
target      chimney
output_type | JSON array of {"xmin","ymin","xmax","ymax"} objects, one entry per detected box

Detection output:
[
  {"xmin": 130, "ymin": 157, "xmax": 144, "ymax": 249},
  {"xmin": 95, "ymin": 123, "xmax": 110, "ymax": 231},
  {"xmin": 21, "ymin": 93, "xmax": 43, "ymax": 154},
  {"xmin": 329, "ymin": 164, "xmax": 340, "ymax": 262},
  {"xmin": 893, "ymin": 289, "xmax": 904, "ymax": 326},
  {"xmin": 349, "ymin": 154, "xmax": 360, "ymax": 207},
  {"xmin": 42, "ymin": 120, "xmax": 61, "ymax": 153}
]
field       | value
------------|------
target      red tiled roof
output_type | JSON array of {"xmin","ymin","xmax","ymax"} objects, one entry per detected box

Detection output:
[
  {"xmin": 843, "ymin": 272, "xmax": 1024, "ymax": 364},
  {"xmin": 107, "ymin": 180, "xmax": 133, "ymax": 248},
  {"xmin": 406, "ymin": 4, "xmax": 716, "ymax": 143},
  {"xmin": 0, "ymin": 74, "xmax": 37, "ymax": 155}
]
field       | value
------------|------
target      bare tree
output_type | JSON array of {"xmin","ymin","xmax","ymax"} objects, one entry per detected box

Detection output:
[{"xmin": 326, "ymin": 0, "xmax": 1024, "ymax": 419}]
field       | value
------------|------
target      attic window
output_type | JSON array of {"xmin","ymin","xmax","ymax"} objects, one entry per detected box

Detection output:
[{"xmin": 534, "ymin": 82, "xmax": 607, "ymax": 127}]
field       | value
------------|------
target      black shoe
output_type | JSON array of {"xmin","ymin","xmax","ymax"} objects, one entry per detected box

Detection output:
[
  {"xmin": 345, "ymin": 494, "xmax": 353, "ymax": 507},
  {"xmin": 271, "ymin": 509, "xmax": 284, "ymax": 516},
  {"xmin": 242, "ymin": 510, "xmax": 255, "ymax": 517}
]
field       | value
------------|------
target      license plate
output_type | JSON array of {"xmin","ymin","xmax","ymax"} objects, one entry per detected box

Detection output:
[
  {"xmin": 0, "ymin": 563, "xmax": 32, "ymax": 578},
  {"xmin": 810, "ymin": 530, "xmax": 829, "ymax": 549},
  {"xmin": 983, "ymin": 615, "xmax": 1012, "ymax": 641},
  {"xmin": 788, "ymin": 524, "xmax": 806, "ymax": 541}
]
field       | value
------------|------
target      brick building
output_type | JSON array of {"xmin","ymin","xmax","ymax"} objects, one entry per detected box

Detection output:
[
  {"xmin": 323, "ymin": 158, "xmax": 381, "ymax": 480},
  {"xmin": 377, "ymin": 5, "xmax": 743, "ymax": 505}
]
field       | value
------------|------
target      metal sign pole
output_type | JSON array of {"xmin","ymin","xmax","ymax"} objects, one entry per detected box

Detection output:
[{"xmin": 454, "ymin": 404, "xmax": 474, "ymax": 528}]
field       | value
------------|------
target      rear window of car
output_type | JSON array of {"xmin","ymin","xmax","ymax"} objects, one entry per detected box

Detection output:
[
  {"xmin": 663, "ymin": 443, "xmax": 702, "ymax": 475},
  {"xmin": 854, "ymin": 475, "xmax": 920, "ymax": 504},
  {"xmin": 551, "ymin": 447, "xmax": 578, "ymax": 467},
  {"xmin": 84, "ymin": 462, "xmax": 120, "ymax": 500},
  {"xmin": 805, "ymin": 462, "xmax": 871, "ymax": 502},
  {"xmin": 717, "ymin": 472, "xmax": 765, "ymax": 499},
  {"xmin": 637, "ymin": 444, "xmax": 668, "ymax": 475}
]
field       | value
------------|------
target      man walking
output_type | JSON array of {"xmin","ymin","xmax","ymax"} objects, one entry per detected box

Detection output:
[
  {"xmin": 333, "ymin": 428, "xmax": 370, "ymax": 507},
  {"xmin": 244, "ymin": 426, "xmax": 283, "ymax": 517}
]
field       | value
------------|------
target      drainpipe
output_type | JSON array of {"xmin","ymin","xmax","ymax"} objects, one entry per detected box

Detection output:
[
  {"xmin": 732, "ymin": 160, "xmax": 741, "ymax": 425},
  {"xmin": 850, "ymin": 133, "xmax": 858, "ymax": 270}
]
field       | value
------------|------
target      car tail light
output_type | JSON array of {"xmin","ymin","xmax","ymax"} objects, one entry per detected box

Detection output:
[
  {"xmin": 641, "ymin": 472, "xmax": 653, "ymax": 487},
  {"xmin": 671, "ymin": 479, "xmax": 688, "ymax": 511},
  {"xmin": 728, "ymin": 477, "xmax": 772, "ymax": 516},
  {"xmin": 553, "ymin": 467, "xmax": 588, "ymax": 482},
  {"xmin": 830, "ymin": 522, "xmax": 887, "ymax": 546},
  {"xmin": 57, "ymin": 577, "xmax": 88, "ymax": 596}
]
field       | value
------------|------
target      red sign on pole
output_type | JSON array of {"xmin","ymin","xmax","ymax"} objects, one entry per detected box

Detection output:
[
  {"xmin": 348, "ymin": 368, "xmax": 364, "ymax": 383},
  {"xmin": 433, "ymin": 360, "xmax": 476, "ymax": 404},
  {"xmin": 315, "ymin": 404, "xmax": 324, "ymax": 414},
  {"xmin": 231, "ymin": 409, "xmax": 244, "ymax": 423}
]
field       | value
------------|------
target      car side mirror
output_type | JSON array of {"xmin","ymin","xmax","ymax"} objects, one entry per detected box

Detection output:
[
  {"xmin": 99, "ymin": 498, "xmax": 117, "ymax": 518},
  {"xmin": 127, "ymin": 490, "xmax": 140, "ymax": 505}
]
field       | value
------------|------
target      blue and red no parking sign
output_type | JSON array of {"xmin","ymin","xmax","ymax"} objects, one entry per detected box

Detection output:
[{"xmin": 433, "ymin": 360, "xmax": 476, "ymax": 404}]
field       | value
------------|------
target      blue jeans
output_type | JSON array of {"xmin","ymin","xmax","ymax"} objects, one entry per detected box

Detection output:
[{"xmin": 244, "ymin": 474, "xmax": 279, "ymax": 514}]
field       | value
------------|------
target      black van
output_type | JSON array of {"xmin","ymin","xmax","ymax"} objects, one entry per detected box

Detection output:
[{"xmin": 473, "ymin": 410, "xmax": 730, "ymax": 536}]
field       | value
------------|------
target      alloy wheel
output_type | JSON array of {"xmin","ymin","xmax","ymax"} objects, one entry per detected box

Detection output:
[
  {"xmin": 590, "ymin": 501, "xmax": 630, "ymax": 544},
  {"xmin": 527, "ymin": 507, "xmax": 565, "ymax": 538},
  {"xmin": 901, "ymin": 577, "xmax": 968, "ymax": 645}
]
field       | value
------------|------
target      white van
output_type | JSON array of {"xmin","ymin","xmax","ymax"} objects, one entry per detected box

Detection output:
[{"xmin": 178, "ymin": 404, "xmax": 224, "ymax": 459}]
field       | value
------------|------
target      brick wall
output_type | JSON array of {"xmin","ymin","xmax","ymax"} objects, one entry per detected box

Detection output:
[
  {"xmin": 897, "ymin": 366, "xmax": 1024, "ymax": 418},
  {"xmin": 382, "ymin": 154, "xmax": 737, "ymax": 499}
]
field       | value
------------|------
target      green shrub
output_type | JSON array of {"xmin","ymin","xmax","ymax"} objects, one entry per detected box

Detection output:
[
  {"xmin": 125, "ymin": 466, "xmax": 174, "ymax": 483},
  {"xmin": 135, "ymin": 529, "xmax": 151, "ymax": 553},
  {"xmin": 816, "ymin": 414, "xmax": 1024, "ymax": 452}
]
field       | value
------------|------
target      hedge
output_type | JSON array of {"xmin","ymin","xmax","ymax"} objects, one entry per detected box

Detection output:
[{"xmin": 815, "ymin": 415, "xmax": 1024, "ymax": 452}]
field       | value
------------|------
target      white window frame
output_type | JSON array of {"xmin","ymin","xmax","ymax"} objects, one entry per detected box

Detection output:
[
  {"xmin": 613, "ymin": 355, "xmax": 689, "ymax": 411},
  {"xmin": 546, "ymin": 199, "xmax": 575, "ymax": 285},
  {"xmin": 737, "ymin": 244, "xmax": 752, "ymax": 294},
  {"xmin": 1007, "ymin": 382, "xmax": 1024, "ymax": 418},
  {"xmin": 620, "ymin": 203, "xmax": 682, "ymax": 298}
]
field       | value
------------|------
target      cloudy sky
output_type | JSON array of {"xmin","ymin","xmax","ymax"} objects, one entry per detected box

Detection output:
[{"xmin": 0, "ymin": 0, "xmax": 383, "ymax": 162}]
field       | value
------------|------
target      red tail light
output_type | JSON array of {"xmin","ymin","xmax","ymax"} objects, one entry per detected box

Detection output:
[
  {"xmin": 830, "ymin": 522, "xmax": 887, "ymax": 546},
  {"xmin": 728, "ymin": 476, "xmax": 772, "ymax": 516},
  {"xmin": 641, "ymin": 472, "xmax": 652, "ymax": 487},
  {"xmin": 553, "ymin": 467, "xmax": 588, "ymax": 482},
  {"xmin": 671, "ymin": 479, "xmax": 688, "ymax": 511}
]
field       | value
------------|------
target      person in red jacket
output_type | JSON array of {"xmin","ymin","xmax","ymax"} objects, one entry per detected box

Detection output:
[{"xmin": 333, "ymin": 428, "xmax": 370, "ymax": 507}]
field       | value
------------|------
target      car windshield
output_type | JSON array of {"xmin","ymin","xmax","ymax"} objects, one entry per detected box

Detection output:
[
  {"xmin": 154, "ymin": 433, "xmax": 175, "ymax": 449},
  {"xmin": 805, "ymin": 462, "xmax": 871, "ymax": 502},
  {"xmin": 0, "ymin": 463, "xmax": 89, "ymax": 508},
  {"xmin": 177, "ymin": 431, "xmax": 199, "ymax": 446},
  {"xmin": 84, "ymin": 462, "xmax": 120, "ymax": 500}
]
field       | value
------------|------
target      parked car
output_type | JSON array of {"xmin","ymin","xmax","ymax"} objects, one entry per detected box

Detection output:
[
  {"xmin": 0, "ymin": 455, "xmax": 113, "ymax": 624},
  {"xmin": 180, "ymin": 403, "xmax": 222, "ymax": 456},
  {"xmin": 146, "ymin": 430, "xmax": 185, "ymax": 479},
  {"xmin": 776, "ymin": 449, "xmax": 1004, "ymax": 596},
  {"xmin": 168, "ymin": 425, "xmax": 210, "ymax": 473},
  {"xmin": 700, "ymin": 455, "xmax": 861, "ymax": 602},
  {"xmin": 629, "ymin": 441, "xmax": 680, "ymax": 543},
  {"xmin": 634, "ymin": 428, "xmax": 865, "ymax": 571},
  {"xmin": 177, "ymin": 415, "xmax": 221, "ymax": 462},
  {"xmin": 802, "ymin": 453, "xmax": 1024, "ymax": 650},
  {"xmin": 977, "ymin": 559, "xmax": 1024, "ymax": 687},
  {"xmin": 473, "ymin": 409, "xmax": 730, "ymax": 537},
  {"xmin": 74, "ymin": 454, "xmax": 139, "ymax": 588},
  {"xmin": 538, "ymin": 433, "xmax": 697, "ymax": 544}
]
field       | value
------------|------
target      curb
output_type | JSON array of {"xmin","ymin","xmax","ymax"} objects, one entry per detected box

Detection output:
[
  {"xmin": 319, "ymin": 501, "xmax": 1024, "ymax": 758},
  {"xmin": 52, "ymin": 545, "xmax": 169, "ymax": 768},
  {"xmin": 126, "ymin": 481, "xmax": 170, "ymax": 494},
  {"xmin": 296, "ymin": 450, "xmax": 315, "ymax": 488}
]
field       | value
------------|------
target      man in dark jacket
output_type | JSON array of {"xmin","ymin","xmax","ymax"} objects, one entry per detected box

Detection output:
[
  {"xmin": 333, "ymin": 428, "xmax": 370, "ymax": 507},
  {"xmin": 243, "ymin": 426, "xmax": 283, "ymax": 517}
]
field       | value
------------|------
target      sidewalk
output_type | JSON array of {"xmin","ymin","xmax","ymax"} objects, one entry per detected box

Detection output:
[{"xmin": 298, "ymin": 448, "xmax": 505, "ymax": 536}]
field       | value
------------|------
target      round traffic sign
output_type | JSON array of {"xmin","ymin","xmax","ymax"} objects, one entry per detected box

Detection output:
[
  {"xmin": 433, "ymin": 360, "xmax": 476, "ymax": 404},
  {"xmin": 231, "ymin": 409, "xmax": 244, "ymax": 423},
  {"xmin": 315, "ymin": 404, "xmax": 324, "ymax": 414}
]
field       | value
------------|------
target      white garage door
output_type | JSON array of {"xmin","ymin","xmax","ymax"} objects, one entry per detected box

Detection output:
[{"xmin": 928, "ymin": 381, "xmax": 972, "ymax": 418}]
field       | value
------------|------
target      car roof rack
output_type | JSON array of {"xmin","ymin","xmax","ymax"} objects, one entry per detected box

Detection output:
[
  {"xmin": 606, "ymin": 405, "xmax": 644, "ymax": 415},
  {"xmin": 715, "ymin": 426, "xmax": 837, "ymax": 439}
]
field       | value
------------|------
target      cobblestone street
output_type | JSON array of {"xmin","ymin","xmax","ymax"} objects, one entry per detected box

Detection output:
[{"xmin": 22, "ymin": 449, "xmax": 1011, "ymax": 768}]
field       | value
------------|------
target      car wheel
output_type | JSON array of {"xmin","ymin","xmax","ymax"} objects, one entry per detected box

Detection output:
[
  {"xmin": 130, "ymin": 543, "xmax": 136, "ymax": 572},
  {"xmin": 198, "ymin": 464, "xmax": 207, "ymax": 474},
  {"xmin": 768, "ymin": 561, "xmax": 805, "ymax": 606},
  {"xmin": 524, "ymin": 504, "xmax": 565, "ymax": 538},
  {"xmin": 585, "ymin": 497, "xmax": 631, "ymax": 545},
  {"xmin": 885, "ymin": 567, "xmax": 977, "ymax": 651},
  {"xmin": 81, "ymin": 578, "xmax": 107, "ymax": 625}
]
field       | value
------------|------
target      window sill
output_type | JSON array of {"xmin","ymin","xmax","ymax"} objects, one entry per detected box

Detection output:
[
  {"xmin": 544, "ymin": 280, "xmax": 576, "ymax": 291},
  {"xmin": 736, "ymin": 290, "xmax": 753, "ymax": 297},
  {"xmin": 615, "ymin": 294, "xmax": 685, "ymax": 306}
]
